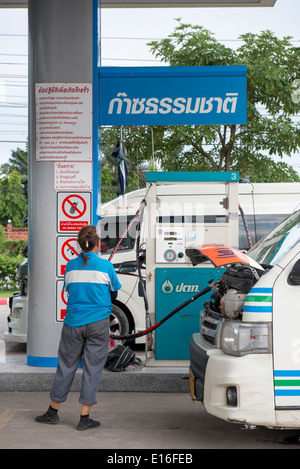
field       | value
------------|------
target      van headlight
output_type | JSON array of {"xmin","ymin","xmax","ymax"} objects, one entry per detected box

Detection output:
[{"xmin": 221, "ymin": 321, "xmax": 272, "ymax": 356}]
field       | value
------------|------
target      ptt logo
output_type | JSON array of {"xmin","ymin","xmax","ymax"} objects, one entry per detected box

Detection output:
[
  {"xmin": 161, "ymin": 279, "xmax": 200, "ymax": 294},
  {"xmin": 215, "ymin": 248, "xmax": 236, "ymax": 258}
]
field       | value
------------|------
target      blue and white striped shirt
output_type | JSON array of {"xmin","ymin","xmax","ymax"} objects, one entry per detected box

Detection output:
[{"xmin": 63, "ymin": 252, "xmax": 122, "ymax": 328}]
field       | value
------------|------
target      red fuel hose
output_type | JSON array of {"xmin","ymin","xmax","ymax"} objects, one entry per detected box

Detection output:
[{"xmin": 109, "ymin": 284, "xmax": 212, "ymax": 341}]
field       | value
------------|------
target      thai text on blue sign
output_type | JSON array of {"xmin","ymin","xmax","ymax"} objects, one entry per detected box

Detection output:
[{"xmin": 99, "ymin": 66, "xmax": 247, "ymax": 126}]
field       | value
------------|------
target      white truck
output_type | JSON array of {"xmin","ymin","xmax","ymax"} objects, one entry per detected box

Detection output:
[
  {"xmin": 5, "ymin": 181, "xmax": 300, "ymax": 345},
  {"xmin": 188, "ymin": 209, "xmax": 300, "ymax": 429}
]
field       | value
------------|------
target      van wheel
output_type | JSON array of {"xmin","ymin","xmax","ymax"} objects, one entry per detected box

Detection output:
[{"xmin": 110, "ymin": 304, "xmax": 130, "ymax": 337}]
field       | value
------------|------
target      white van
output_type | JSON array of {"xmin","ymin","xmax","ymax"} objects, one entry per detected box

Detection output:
[
  {"xmin": 5, "ymin": 181, "xmax": 300, "ymax": 344},
  {"xmin": 188, "ymin": 208, "xmax": 300, "ymax": 429}
]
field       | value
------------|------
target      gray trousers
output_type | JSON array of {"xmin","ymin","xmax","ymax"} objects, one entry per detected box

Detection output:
[{"xmin": 50, "ymin": 317, "xmax": 109, "ymax": 407}]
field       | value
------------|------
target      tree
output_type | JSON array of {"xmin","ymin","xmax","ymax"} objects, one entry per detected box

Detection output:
[
  {"xmin": 0, "ymin": 170, "xmax": 27, "ymax": 227},
  {"xmin": 0, "ymin": 144, "xmax": 28, "ymax": 200},
  {"xmin": 146, "ymin": 22, "xmax": 300, "ymax": 180},
  {"xmin": 101, "ymin": 22, "xmax": 300, "ymax": 184}
]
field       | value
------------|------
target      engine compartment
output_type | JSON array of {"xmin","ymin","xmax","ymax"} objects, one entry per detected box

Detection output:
[
  {"xmin": 200, "ymin": 264, "xmax": 269, "ymax": 347},
  {"xmin": 213, "ymin": 265, "xmax": 264, "ymax": 318}
]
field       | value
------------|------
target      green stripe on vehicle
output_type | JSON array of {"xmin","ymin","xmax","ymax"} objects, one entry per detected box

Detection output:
[
  {"xmin": 245, "ymin": 295, "xmax": 272, "ymax": 303},
  {"xmin": 275, "ymin": 380, "xmax": 300, "ymax": 387}
]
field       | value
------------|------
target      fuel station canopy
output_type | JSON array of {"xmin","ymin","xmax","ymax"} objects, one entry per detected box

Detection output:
[{"xmin": 0, "ymin": 0, "xmax": 277, "ymax": 7}]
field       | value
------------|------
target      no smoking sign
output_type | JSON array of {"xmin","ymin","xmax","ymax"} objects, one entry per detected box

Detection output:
[{"xmin": 57, "ymin": 192, "xmax": 91, "ymax": 233}]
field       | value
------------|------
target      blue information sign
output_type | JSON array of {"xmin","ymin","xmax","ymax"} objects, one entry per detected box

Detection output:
[{"xmin": 99, "ymin": 66, "xmax": 247, "ymax": 126}]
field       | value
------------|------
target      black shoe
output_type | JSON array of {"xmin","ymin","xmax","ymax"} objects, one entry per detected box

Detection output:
[
  {"xmin": 77, "ymin": 417, "xmax": 100, "ymax": 430},
  {"xmin": 35, "ymin": 412, "xmax": 60, "ymax": 424}
]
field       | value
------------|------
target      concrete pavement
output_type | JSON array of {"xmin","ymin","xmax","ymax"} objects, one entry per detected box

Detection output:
[{"xmin": 1, "ymin": 390, "xmax": 298, "ymax": 450}]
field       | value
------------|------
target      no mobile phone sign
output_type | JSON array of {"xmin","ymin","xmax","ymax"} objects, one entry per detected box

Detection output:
[{"xmin": 57, "ymin": 192, "xmax": 91, "ymax": 232}]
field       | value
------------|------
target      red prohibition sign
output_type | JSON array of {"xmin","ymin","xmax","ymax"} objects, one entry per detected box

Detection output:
[
  {"xmin": 61, "ymin": 238, "xmax": 79, "ymax": 262},
  {"xmin": 61, "ymin": 289, "xmax": 68, "ymax": 306},
  {"xmin": 62, "ymin": 194, "xmax": 87, "ymax": 219}
]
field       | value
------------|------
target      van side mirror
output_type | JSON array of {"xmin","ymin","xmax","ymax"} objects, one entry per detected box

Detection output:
[{"xmin": 288, "ymin": 259, "xmax": 300, "ymax": 285}]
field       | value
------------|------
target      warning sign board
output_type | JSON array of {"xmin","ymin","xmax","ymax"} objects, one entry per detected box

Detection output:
[
  {"xmin": 54, "ymin": 162, "xmax": 92, "ymax": 191},
  {"xmin": 57, "ymin": 236, "xmax": 81, "ymax": 276},
  {"xmin": 35, "ymin": 82, "xmax": 93, "ymax": 162},
  {"xmin": 57, "ymin": 192, "xmax": 91, "ymax": 233},
  {"xmin": 56, "ymin": 280, "xmax": 68, "ymax": 321}
]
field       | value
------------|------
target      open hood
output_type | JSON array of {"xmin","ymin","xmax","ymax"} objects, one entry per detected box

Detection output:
[{"xmin": 186, "ymin": 244, "xmax": 264, "ymax": 271}]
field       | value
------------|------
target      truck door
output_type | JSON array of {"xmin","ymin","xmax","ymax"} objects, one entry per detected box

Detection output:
[{"xmin": 273, "ymin": 256, "xmax": 300, "ymax": 408}]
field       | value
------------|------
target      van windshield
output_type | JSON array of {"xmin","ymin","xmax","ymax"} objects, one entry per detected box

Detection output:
[
  {"xmin": 100, "ymin": 216, "xmax": 139, "ymax": 253},
  {"xmin": 248, "ymin": 211, "xmax": 300, "ymax": 266}
]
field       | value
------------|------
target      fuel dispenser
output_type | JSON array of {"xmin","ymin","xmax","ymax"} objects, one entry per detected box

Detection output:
[{"xmin": 144, "ymin": 171, "xmax": 239, "ymax": 365}]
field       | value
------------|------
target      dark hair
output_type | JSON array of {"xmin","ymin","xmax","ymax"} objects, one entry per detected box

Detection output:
[{"xmin": 77, "ymin": 225, "xmax": 100, "ymax": 267}]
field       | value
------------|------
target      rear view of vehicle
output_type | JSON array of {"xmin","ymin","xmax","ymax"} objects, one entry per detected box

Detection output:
[{"xmin": 5, "ymin": 253, "xmax": 28, "ymax": 343}]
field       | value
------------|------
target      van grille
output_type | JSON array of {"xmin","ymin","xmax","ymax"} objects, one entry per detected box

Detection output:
[{"xmin": 200, "ymin": 314, "xmax": 223, "ymax": 348}]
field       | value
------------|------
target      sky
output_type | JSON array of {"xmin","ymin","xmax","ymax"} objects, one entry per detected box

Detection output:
[{"xmin": 0, "ymin": 0, "xmax": 299, "ymax": 169}]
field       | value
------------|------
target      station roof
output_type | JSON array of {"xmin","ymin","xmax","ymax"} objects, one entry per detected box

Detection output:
[{"xmin": 0, "ymin": 0, "xmax": 277, "ymax": 8}]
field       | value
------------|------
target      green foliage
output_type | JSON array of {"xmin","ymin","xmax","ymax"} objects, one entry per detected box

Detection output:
[
  {"xmin": 101, "ymin": 159, "xmax": 140, "ymax": 204},
  {"xmin": 0, "ymin": 252, "xmax": 23, "ymax": 290},
  {"xmin": 0, "ymin": 239, "xmax": 27, "ymax": 256},
  {"xmin": 101, "ymin": 162, "xmax": 119, "ymax": 203},
  {"xmin": 0, "ymin": 145, "xmax": 28, "ymax": 202},
  {"xmin": 237, "ymin": 31, "xmax": 299, "ymax": 116},
  {"xmin": 0, "ymin": 225, "xmax": 5, "ymax": 246},
  {"xmin": 230, "ymin": 149, "xmax": 300, "ymax": 183},
  {"xmin": 0, "ymin": 170, "xmax": 28, "ymax": 226},
  {"xmin": 148, "ymin": 21, "xmax": 237, "ymax": 67},
  {"xmin": 0, "ymin": 230, "xmax": 26, "ymax": 291},
  {"xmin": 146, "ymin": 22, "xmax": 300, "ymax": 180}
]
